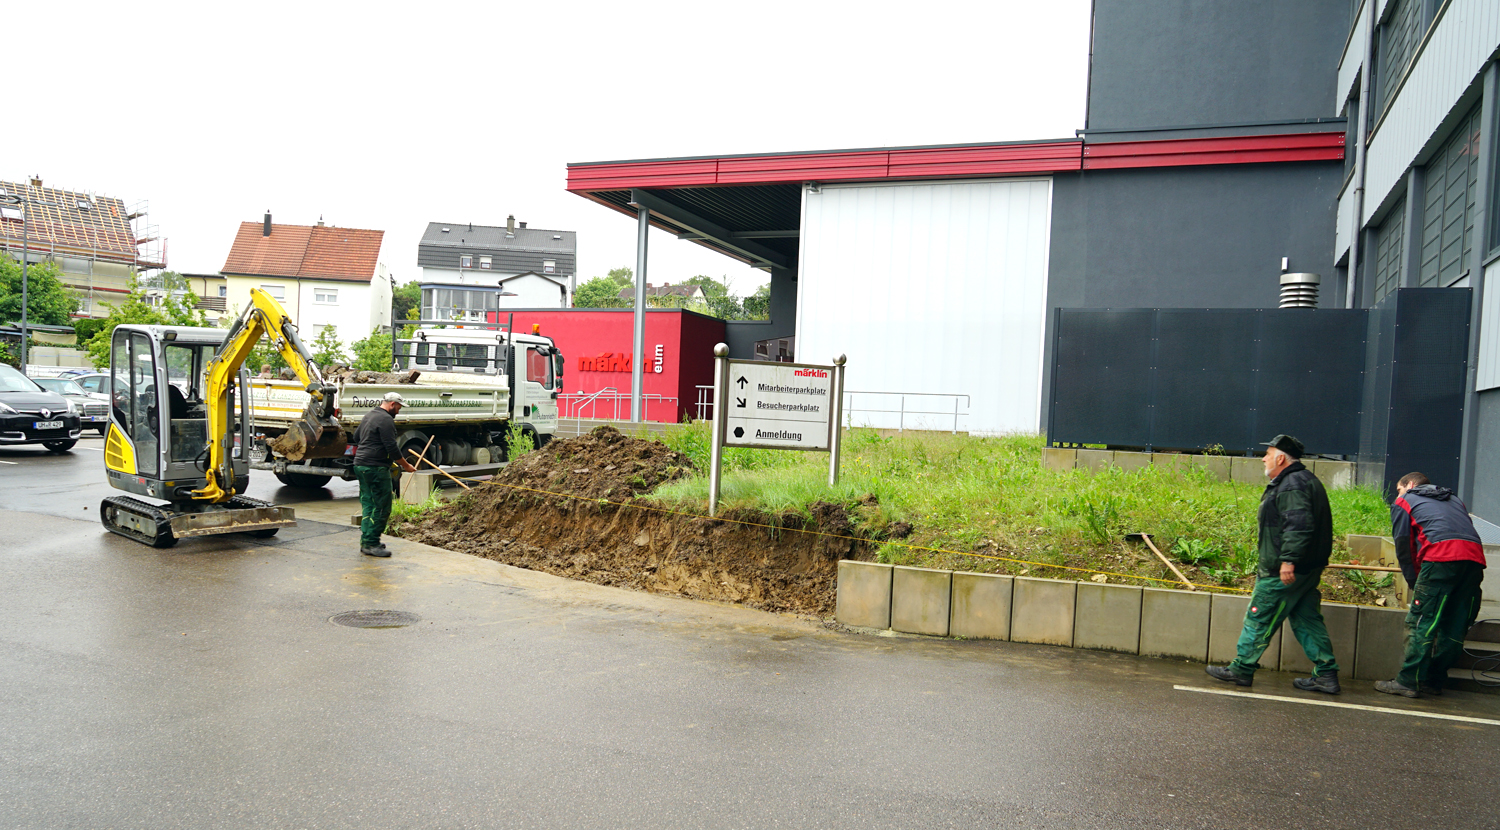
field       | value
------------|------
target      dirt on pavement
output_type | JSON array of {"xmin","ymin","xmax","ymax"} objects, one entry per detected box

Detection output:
[{"xmin": 394, "ymin": 426, "xmax": 876, "ymax": 616}]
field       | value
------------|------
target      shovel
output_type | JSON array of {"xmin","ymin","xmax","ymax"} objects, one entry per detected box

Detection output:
[{"xmin": 1124, "ymin": 532, "xmax": 1195, "ymax": 590}]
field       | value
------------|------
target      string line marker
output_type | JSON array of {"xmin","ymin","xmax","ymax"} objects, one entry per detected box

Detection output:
[{"xmin": 1174, "ymin": 684, "xmax": 1500, "ymax": 727}]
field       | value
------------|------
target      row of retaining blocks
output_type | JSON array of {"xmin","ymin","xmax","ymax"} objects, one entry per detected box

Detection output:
[
  {"xmin": 1041, "ymin": 448, "xmax": 1357, "ymax": 489},
  {"xmin": 836, "ymin": 562, "xmax": 1408, "ymax": 680}
]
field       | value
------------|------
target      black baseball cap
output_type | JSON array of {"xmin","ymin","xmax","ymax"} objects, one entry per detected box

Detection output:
[{"xmin": 1260, "ymin": 434, "xmax": 1304, "ymax": 458}]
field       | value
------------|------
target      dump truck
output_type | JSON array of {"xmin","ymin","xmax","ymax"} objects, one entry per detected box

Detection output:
[{"xmin": 248, "ymin": 323, "xmax": 563, "ymax": 488}]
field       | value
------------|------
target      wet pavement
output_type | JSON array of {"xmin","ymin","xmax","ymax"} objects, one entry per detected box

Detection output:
[{"xmin": 2, "ymin": 440, "xmax": 1498, "ymax": 828}]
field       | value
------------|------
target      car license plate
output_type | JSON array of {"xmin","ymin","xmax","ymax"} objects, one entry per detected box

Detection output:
[{"xmin": 34, "ymin": 420, "xmax": 63, "ymax": 430}]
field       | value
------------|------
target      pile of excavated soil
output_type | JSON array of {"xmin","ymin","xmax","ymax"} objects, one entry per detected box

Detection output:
[{"xmin": 395, "ymin": 426, "xmax": 874, "ymax": 616}]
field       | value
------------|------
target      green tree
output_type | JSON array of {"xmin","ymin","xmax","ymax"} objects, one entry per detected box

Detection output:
[
  {"xmin": 82, "ymin": 273, "xmax": 207, "ymax": 367},
  {"xmin": 309, "ymin": 324, "xmax": 349, "ymax": 367},
  {"xmin": 0, "ymin": 255, "xmax": 78, "ymax": 326},
  {"xmin": 572, "ymin": 266, "xmax": 634, "ymax": 308},
  {"xmin": 742, "ymin": 284, "xmax": 771, "ymax": 320},
  {"xmin": 392, "ymin": 280, "xmax": 422, "ymax": 323},
  {"xmin": 350, "ymin": 328, "xmax": 394, "ymax": 372},
  {"xmin": 0, "ymin": 340, "xmax": 17, "ymax": 369}
]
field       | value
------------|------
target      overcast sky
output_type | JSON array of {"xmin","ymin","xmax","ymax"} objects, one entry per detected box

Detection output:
[{"xmin": 8, "ymin": 0, "xmax": 1090, "ymax": 295}]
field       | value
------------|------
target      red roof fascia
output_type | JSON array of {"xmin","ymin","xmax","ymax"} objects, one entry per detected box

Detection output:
[
  {"xmin": 566, "ymin": 159, "xmax": 718, "ymax": 191},
  {"xmin": 1082, "ymin": 133, "xmax": 1344, "ymax": 170},
  {"xmin": 887, "ymin": 142, "xmax": 1083, "ymax": 177},
  {"xmin": 715, "ymin": 150, "xmax": 890, "ymax": 184}
]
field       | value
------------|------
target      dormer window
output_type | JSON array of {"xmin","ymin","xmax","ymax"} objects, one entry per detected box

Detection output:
[
  {"xmin": 543, "ymin": 259, "xmax": 556, "ymax": 274},
  {"xmin": 460, "ymin": 255, "xmax": 473, "ymax": 268},
  {"xmin": 479, "ymin": 256, "xmax": 492, "ymax": 270}
]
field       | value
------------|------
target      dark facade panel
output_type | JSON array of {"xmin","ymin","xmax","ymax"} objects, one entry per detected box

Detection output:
[
  {"xmin": 1471, "ymin": 390, "xmax": 1500, "ymax": 520},
  {"xmin": 1087, "ymin": 0, "xmax": 1350, "ymax": 131},
  {"xmin": 1049, "ymin": 308, "xmax": 1366, "ymax": 454}
]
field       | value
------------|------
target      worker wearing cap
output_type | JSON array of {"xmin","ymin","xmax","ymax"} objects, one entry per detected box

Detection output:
[
  {"xmin": 1207, "ymin": 434, "xmax": 1339, "ymax": 692},
  {"xmin": 353, "ymin": 391, "xmax": 417, "ymax": 557},
  {"xmin": 1376, "ymin": 472, "xmax": 1487, "ymax": 698}
]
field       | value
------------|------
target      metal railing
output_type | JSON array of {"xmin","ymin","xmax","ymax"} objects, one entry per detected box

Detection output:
[
  {"xmin": 559, "ymin": 389, "xmax": 678, "ymax": 421},
  {"xmin": 694, "ymin": 386, "xmax": 970, "ymax": 433},
  {"xmin": 844, "ymin": 390, "xmax": 970, "ymax": 433}
]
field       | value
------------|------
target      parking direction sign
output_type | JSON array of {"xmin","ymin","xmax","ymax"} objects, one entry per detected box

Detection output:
[{"xmin": 723, "ymin": 361, "xmax": 836, "ymax": 450}]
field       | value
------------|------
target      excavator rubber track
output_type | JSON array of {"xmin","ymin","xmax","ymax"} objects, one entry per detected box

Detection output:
[{"xmin": 100, "ymin": 496, "xmax": 178, "ymax": 548}]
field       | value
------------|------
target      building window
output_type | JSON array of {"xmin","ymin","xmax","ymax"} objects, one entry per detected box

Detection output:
[
  {"xmin": 260, "ymin": 284, "xmax": 286, "ymax": 300},
  {"xmin": 460, "ymin": 255, "xmax": 473, "ymax": 269},
  {"xmin": 1372, "ymin": 199, "xmax": 1405, "ymax": 303},
  {"xmin": 543, "ymin": 259, "xmax": 556, "ymax": 274},
  {"xmin": 218, "ymin": 285, "xmax": 227, "ymax": 297},
  {"xmin": 78, "ymin": 297, "xmax": 92, "ymax": 314},
  {"xmin": 1419, "ymin": 106, "xmax": 1481, "ymax": 287},
  {"xmin": 1374, "ymin": 0, "xmax": 1425, "ymax": 119},
  {"xmin": 0, "ymin": 206, "xmax": 20, "ymax": 221},
  {"xmin": 315, "ymin": 288, "xmax": 338, "ymax": 304},
  {"xmin": 479, "ymin": 256, "xmax": 491, "ymax": 270}
]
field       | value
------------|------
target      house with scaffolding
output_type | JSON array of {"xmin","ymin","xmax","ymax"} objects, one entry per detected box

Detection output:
[{"xmin": 0, "ymin": 175, "xmax": 165, "ymax": 320}]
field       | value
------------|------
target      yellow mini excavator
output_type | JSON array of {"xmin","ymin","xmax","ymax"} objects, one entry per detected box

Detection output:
[{"xmin": 100, "ymin": 288, "xmax": 348, "ymax": 547}]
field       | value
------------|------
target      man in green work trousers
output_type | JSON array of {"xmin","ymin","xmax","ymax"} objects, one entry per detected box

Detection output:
[
  {"xmin": 353, "ymin": 391, "xmax": 417, "ymax": 557},
  {"xmin": 1207, "ymin": 434, "xmax": 1340, "ymax": 693}
]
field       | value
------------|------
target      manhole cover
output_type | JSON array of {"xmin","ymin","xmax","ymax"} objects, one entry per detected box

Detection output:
[{"xmin": 330, "ymin": 610, "xmax": 420, "ymax": 629}]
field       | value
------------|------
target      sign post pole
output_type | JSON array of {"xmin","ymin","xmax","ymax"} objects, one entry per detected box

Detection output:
[
  {"xmin": 708, "ymin": 343, "xmax": 728, "ymax": 516},
  {"xmin": 828, "ymin": 353, "xmax": 846, "ymax": 486}
]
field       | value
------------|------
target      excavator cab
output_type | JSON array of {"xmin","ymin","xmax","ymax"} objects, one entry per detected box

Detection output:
[{"xmin": 101, "ymin": 325, "xmax": 292, "ymax": 547}]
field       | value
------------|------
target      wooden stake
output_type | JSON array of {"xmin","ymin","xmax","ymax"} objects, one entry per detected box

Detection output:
[{"xmin": 1136, "ymin": 532, "xmax": 1195, "ymax": 591}]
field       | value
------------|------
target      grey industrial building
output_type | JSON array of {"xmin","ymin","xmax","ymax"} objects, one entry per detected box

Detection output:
[{"xmin": 566, "ymin": 0, "xmax": 1500, "ymax": 524}]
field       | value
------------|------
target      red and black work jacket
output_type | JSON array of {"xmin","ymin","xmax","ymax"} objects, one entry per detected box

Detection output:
[{"xmin": 1390, "ymin": 484, "xmax": 1487, "ymax": 584}]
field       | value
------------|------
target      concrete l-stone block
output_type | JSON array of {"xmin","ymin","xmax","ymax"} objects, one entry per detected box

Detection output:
[
  {"xmin": 1208, "ymin": 593, "xmax": 1281, "ymax": 669},
  {"xmin": 1010, "ymin": 577, "xmax": 1077, "ymax": 647},
  {"xmin": 835, "ymin": 560, "xmax": 893, "ymax": 630},
  {"xmin": 1354, "ymin": 605, "xmax": 1408, "ymax": 681},
  {"xmin": 1140, "ymin": 587, "xmax": 1211, "ymax": 662},
  {"xmin": 1230, "ymin": 457, "xmax": 1265, "ymax": 486},
  {"xmin": 1312, "ymin": 459, "xmax": 1354, "ymax": 490},
  {"xmin": 1074, "ymin": 583, "xmax": 1143, "ymax": 654},
  {"xmin": 1281, "ymin": 601, "xmax": 1358, "ymax": 674},
  {"xmin": 891, "ymin": 566, "xmax": 952, "ymax": 637},
  {"xmin": 950, "ymin": 572, "xmax": 1014, "ymax": 641},
  {"xmin": 1111, "ymin": 451, "xmax": 1153, "ymax": 473},
  {"xmin": 1345, "ymin": 534, "xmax": 1387, "ymax": 565},
  {"xmin": 1076, "ymin": 449, "xmax": 1114, "ymax": 472},
  {"xmin": 1041, "ymin": 447, "xmax": 1077, "ymax": 473}
]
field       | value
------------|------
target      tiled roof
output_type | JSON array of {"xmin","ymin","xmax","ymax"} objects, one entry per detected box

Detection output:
[
  {"xmin": 222, "ymin": 222, "xmax": 383, "ymax": 283},
  {"xmin": 618, "ymin": 283, "xmax": 704, "ymax": 299},
  {"xmin": 0, "ymin": 180, "xmax": 139, "ymax": 262}
]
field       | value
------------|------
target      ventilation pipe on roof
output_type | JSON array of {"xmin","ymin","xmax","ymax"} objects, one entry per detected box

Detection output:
[
  {"xmin": 317, "ymin": 215, "xmax": 325, "ymax": 227},
  {"xmin": 1279, "ymin": 273, "xmax": 1321, "ymax": 309},
  {"xmin": 506, "ymin": 215, "xmax": 515, "ymax": 237},
  {"xmin": 264, "ymin": 211, "xmax": 272, "ymax": 237},
  {"xmin": 29, "ymin": 175, "xmax": 41, "ymax": 188}
]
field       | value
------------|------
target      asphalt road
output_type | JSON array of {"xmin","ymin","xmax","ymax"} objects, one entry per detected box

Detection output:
[{"xmin": 2, "ymin": 439, "xmax": 1498, "ymax": 829}]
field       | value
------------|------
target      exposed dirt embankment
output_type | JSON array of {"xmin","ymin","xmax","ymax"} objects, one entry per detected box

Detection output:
[{"xmin": 395, "ymin": 427, "xmax": 876, "ymax": 616}]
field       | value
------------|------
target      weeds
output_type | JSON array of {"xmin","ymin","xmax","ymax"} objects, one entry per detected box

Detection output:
[{"xmin": 1346, "ymin": 569, "xmax": 1395, "ymax": 593}]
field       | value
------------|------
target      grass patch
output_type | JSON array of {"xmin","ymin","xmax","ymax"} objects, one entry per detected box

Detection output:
[{"xmin": 655, "ymin": 423, "xmax": 1392, "ymax": 592}]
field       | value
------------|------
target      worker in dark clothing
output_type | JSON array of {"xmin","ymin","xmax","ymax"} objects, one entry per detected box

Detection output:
[
  {"xmin": 353, "ymin": 391, "xmax": 417, "ymax": 557},
  {"xmin": 1207, "ymin": 434, "xmax": 1340, "ymax": 692},
  {"xmin": 1376, "ymin": 472, "xmax": 1488, "ymax": 698}
]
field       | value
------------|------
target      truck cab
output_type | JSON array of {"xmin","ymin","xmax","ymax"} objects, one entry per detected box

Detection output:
[{"xmin": 396, "ymin": 326, "xmax": 563, "ymax": 441}]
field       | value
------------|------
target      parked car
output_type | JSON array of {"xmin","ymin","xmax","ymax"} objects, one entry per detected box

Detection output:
[
  {"xmin": 32, "ymin": 376, "xmax": 110, "ymax": 434},
  {"xmin": 69, "ymin": 372, "xmax": 112, "ymax": 396},
  {"xmin": 55, "ymin": 368, "xmax": 93, "ymax": 378},
  {"xmin": 0, "ymin": 364, "xmax": 83, "ymax": 452}
]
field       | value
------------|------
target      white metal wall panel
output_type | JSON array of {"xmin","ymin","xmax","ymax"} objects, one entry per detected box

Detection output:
[
  {"xmin": 796, "ymin": 179, "xmax": 1052, "ymax": 435},
  {"xmin": 1337, "ymin": 0, "xmax": 1370, "ymax": 111},
  {"xmin": 1336, "ymin": 184, "xmax": 1354, "ymax": 263},
  {"xmin": 1478, "ymin": 260, "xmax": 1500, "ymax": 391},
  {"xmin": 1363, "ymin": 0, "xmax": 1500, "ymax": 223}
]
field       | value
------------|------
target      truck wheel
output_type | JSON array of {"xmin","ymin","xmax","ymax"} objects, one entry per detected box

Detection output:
[{"xmin": 43, "ymin": 440, "xmax": 77, "ymax": 453}]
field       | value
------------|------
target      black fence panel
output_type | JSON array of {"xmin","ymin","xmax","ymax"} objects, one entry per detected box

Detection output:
[{"xmin": 1377, "ymin": 289, "xmax": 1471, "ymax": 495}]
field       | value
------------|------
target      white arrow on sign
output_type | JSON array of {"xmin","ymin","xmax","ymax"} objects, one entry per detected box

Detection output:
[{"xmin": 723, "ymin": 361, "xmax": 834, "ymax": 451}]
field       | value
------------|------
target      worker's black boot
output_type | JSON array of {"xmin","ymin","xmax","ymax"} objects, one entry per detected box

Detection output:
[
  {"xmin": 1205, "ymin": 665, "xmax": 1253, "ymax": 687},
  {"xmin": 1292, "ymin": 672, "xmax": 1341, "ymax": 695},
  {"xmin": 361, "ymin": 546, "xmax": 391, "ymax": 558}
]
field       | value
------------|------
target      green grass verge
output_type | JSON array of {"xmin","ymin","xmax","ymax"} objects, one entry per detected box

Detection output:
[{"xmin": 654, "ymin": 422, "xmax": 1392, "ymax": 588}]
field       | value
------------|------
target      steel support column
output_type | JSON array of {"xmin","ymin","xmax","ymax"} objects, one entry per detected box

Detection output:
[{"xmin": 631, "ymin": 205, "xmax": 649, "ymax": 422}]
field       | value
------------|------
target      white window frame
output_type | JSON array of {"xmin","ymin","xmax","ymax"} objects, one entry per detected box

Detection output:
[
  {"xmin": 543, "ymin": 259, "xmax": 556, "ymax": 274},
  {"xmin": 479, "ymin": 256, "xmax": 492, "ymax": 270},
  {"xmin": 218, "ymin": 285, "xmax": 227, "ymax": 297},
  {"xmin": 260, "ymin": 284, "xmax": 286, "ymax": 300},
  {"xmin": 314, "ymin": 287, "xmax": 338, "ymax": 304}
]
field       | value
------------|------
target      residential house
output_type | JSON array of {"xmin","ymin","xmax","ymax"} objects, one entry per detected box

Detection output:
[
  {"xmin": 616, "ymin": 282, "xmax": 706, "ymax": 306},
  {"xmin": 180, "ymin": 272, "xmax": 230, "ymax": 323},
  {"xmin": 0, "ymin": 176, "xmax": 166, "ymax": 319},
  {"xmin": 221, "ymin": 213, "xmax": 391, "ymax": 342},
  {"xmin": 416, "ymin": 216, "xmax": 576, "ymax": 321}
]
